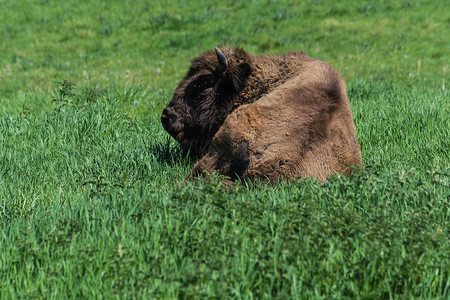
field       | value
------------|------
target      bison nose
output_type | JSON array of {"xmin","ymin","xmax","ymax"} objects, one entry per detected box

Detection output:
[
  {"xmin": 161, "ymin": 108, "xmax": 170, "ymax": 128},
  {"xmin": 161, "ymin": 107, "xmax": 178, "ymax": 132}
]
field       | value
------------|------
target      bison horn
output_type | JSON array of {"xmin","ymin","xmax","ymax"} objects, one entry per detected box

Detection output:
[{"xmin": 215, "ymin": 47, "xmax": 228, "ymax": 73}]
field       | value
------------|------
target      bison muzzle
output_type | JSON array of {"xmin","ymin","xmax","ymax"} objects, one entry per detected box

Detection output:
[{"xmin": 162, "ymin": 47, "xmax": 362, "ymax": 182}]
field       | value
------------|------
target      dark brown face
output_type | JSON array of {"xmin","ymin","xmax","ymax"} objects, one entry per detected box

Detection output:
[{"xmin": 161, "ymin": 47, "xmax": 251, "ymax": 159}]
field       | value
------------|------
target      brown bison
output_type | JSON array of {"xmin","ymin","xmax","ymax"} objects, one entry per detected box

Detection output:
[{"xmin": 161, "ymin": 47, "xmax": 362, "ymax": 182}]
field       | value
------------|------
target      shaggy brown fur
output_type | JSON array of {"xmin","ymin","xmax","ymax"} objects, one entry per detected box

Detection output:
[{"xmin": 162, "ymin": 47, "xmax": 362, "ymax": 182}]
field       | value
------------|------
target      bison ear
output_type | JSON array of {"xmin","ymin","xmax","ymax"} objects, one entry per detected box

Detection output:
[
  {"xmin": 215, "ymin": 47, "xmax": 228, "ymax": 74},
  {"xmin": 230, "ymin": 62, "xmax": 251, "ymax": 92}
]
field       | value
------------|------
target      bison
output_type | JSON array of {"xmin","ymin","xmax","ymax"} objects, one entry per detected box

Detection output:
[{"xmin": 161, "ymin": 47, "xmax": 362, "ymax": 182}]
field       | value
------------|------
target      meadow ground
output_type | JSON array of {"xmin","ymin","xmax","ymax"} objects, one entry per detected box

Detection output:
[{"xmin": 0, "ymin": 0, "xmax": 448, "ymax": 298}]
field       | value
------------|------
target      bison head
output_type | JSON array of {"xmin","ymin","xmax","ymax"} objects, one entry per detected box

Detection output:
[{"xmin": 161, "ymin": 47, "xmax": 252, "ymax": 159}]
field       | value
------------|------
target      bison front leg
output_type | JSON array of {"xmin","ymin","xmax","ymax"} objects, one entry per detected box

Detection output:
[
  {"xmin": 188, "ymin": 140, "xmax": 250, "ymax": 181},
  {"xmin": 187, "ymin": 147, "xmax": 220, "ymax": 180}
]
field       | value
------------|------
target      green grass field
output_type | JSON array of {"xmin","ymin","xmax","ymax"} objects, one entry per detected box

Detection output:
[{"xmin": 1, "ymin": 0, "xmax": 449, "ymax": 298}]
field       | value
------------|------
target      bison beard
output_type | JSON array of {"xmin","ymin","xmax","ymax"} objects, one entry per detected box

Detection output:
[{"xmin": 161, "ymin": 47, "xmax": 362, "ymax": 182}]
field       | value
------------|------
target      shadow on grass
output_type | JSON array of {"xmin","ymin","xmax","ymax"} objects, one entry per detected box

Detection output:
[{"xmin": 148, "ymin": 136, "xmax": 190, "ymax": 166}]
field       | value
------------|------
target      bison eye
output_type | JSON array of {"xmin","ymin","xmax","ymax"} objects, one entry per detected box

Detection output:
[
  {"xmin": 200, "ymin": 87, "xmax": 213, "ymax": 96},
  {"xmin": 185, "ymin": 74, "xmax": 217, "ymax": 106}
]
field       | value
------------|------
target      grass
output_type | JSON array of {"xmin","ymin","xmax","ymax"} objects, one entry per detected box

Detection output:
[{"xmin": 0, "ymin": 0, "xmax": 449, "ymax": 298}]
